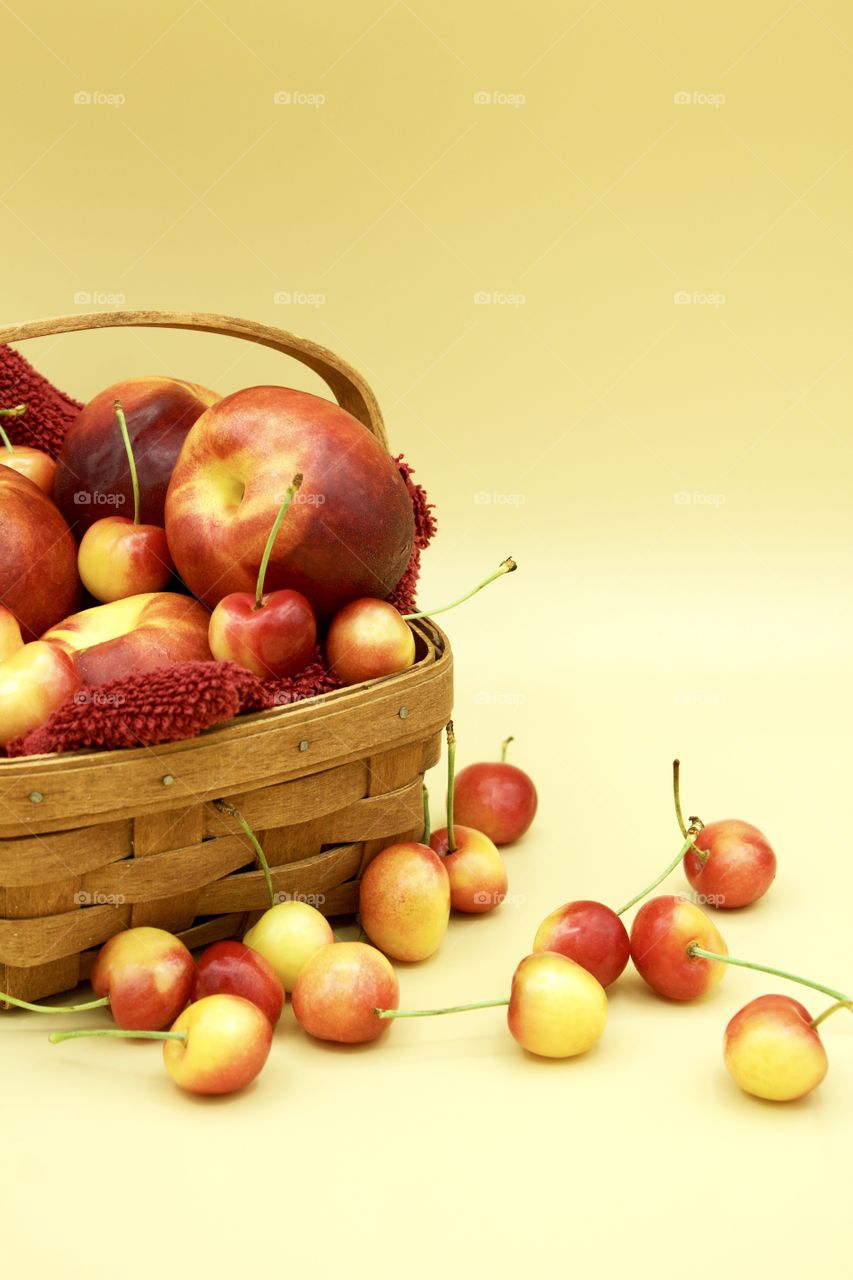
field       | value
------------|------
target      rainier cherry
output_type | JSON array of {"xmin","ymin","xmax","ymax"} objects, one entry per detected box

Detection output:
[
  {"xmin": 77, "ymin": 401, "xmax": 175, "ymax": 602},
  {"xmin": 0, "ymin": 405, "xmax": 56, "ymax": 493},
  {"xmin": 453, "ymin": 736, "xmax": 538, "ymax": 845},
  {"xmin": 208, "ymin": 474, "xmax": 317, "ymax": 678}
]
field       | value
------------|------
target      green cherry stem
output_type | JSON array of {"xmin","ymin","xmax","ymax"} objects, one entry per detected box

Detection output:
[
  {"xmin": 0, "ymin": 992, "xmax": 110, "ymax": 1014},
  {"xmin": 376, "ymin": 998, "xmax": 508, "ymax": 1019},
  {"xmin": 445, "ymin": 720, "xmax": 457, "ymax": 853},
  {"xmin": 501, "ymin": 736, "xmax": 514, "ymax": 762},
  {"xmin": 810, "ymin": 1000, "xmax": 853, "ymax": 1030},
  {"xmin": 615, "ymin": 832, "xmax": 698, "ymax": 916},
  {"xmin": 422, "ymin": 783, "xmax": 431, "ymax": 845},
  {"xmin": 672, "ymin": 759, "xmax": 706, "ymax": 859},
  {"xmin": 255, "ymin": 473, "xmax": 303, "ymax": 609},
  {"xmin": 214, "ymin": 800, "xmax": 275, "ymax": 909},
  {"xmin": 686, "ymin": 945, "xmax": 851, "ymax": 1005},
  {"xmin": 114, "ymin": 400, "xmax": 140, "ymax": 526},
  {"xmin": 403, "ymin": 558, "xmax": 517, "ymax": 621},
  {"xmin": 0, "ymin": 404, "xmax": 27, "ymax": 453},
  {"xmin": 50, "ymin": 1027, "xmax": 187, "ymax": 1045}
]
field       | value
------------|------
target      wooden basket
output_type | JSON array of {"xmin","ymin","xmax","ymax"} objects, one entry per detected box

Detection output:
[{"xmin": 0, "ymin": 311, "xmax": 453, "ymax": 1004}]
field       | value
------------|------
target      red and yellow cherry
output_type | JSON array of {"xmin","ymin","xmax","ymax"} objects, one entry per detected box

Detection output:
[
  {"xmin": 723, "ymin": 994, "xmax": 829, "ymax": 1102},
  {"xmin": 453, "ymin": 736, "xmax": 538, "ymax": 845},
  {"xmin": 673, "ymin": 761, "xmax": 776, "ymax": 909},
  {"xmin": 326, "ymin": 558, "xmax": 518, "ymax": 687},
  {"xmin": 428, "ymin": 721, "xmax": 508, "ymax": 914},
  {"xmin": 326, "ymin": 598, "xmax": 415, "ymax": 686},
  {"xmin": 77, "ymin": 401, "xmax": 174, "ymax": 602},
  {"xmin": 90, "ymin": 926, "xmax": 196, "ymax": 1030},
  {"xmin": 243, "ymin": 899, "xmax": 334, "ymax": 992},
  {"xmin": 49, "ymin": 993, "xmax": 273, "ymax": 1097},
  {"xmin": 684, "ymin": 820, "xmax": 777, "ymax": 910},
  {"xmin": 629, "ymin": 895, "xmax": 728, "ymax": 1001},
  {"xmin": 0, "ymin": 605, "xmax": 23, "ymax": 663},
  {"xmin": 208, "ymin": 474, "xmax": 317, "ymax": 678},
  {"xmin": 533, "ymin": 900, "xmax": 630, "ymax": 988},
  {"xmin": 0, "ymin": 405, "xmax": 57, "ymax": 494},
  {"xmin": 359, "ymin": 840, "xmax": 451, "ymax": 961},
  {"xmin": 508, "ymin": 952, "xmax": 608, "ymax": 1058},
  {"xmin": 0, "ymin": 640, "xmax": 81, "ymax": 747},
  {"xmin": 192, "ymin": 940, "xmax": 284, "ymax": 1026},
  {"xmin": 292, "ymin": 941, "xmax": 399, "ymax": 1044}
]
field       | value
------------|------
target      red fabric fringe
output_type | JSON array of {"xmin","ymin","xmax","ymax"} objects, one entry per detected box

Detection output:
[{"xmin": 0, "ymin": 344, "xmax": 436, "ymax": 758}]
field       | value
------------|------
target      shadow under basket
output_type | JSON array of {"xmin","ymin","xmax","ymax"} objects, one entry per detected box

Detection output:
[{"xmin": 0, "ymin": 617, "xmax": 453, "ymax": 1004}]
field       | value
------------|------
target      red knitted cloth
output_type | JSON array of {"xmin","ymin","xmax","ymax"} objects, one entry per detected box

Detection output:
[{"xmin": 0, "ymin": 344, "xmax": 436, "ymax": 757}]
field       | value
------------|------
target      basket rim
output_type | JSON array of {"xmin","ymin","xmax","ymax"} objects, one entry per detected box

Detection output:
[{"xmin": 0, "ymin": 617, "xmax": 449, "ymax": 778}]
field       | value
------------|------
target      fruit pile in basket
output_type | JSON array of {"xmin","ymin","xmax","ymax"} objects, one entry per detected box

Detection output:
[{"xmin": 0, "ymin": 352, "xmax": 514, "ymax": 754}]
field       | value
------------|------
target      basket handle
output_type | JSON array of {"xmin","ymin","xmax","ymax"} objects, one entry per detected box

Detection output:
[{"xmin": 0, "ymin": 309, "xmax": 389, "ymax": 449}]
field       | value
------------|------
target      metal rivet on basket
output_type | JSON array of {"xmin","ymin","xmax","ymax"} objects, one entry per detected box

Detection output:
[
  {"xmin": 161, "ymin": 774, "xmax": 175, "ymax": 787},
  {"xmin": 398, "ymin": 706, "xmax": 409, "ymax": 720},
  {"xmin": 28, "ymin": 790, "xmax": 44, "ymax": 804},
  {"xmin": 298, "ymin": 739, "xmax": 309, "ymax": 752}
]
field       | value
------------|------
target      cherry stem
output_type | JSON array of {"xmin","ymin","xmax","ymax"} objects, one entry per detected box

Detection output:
[
  {"xmin": 376, "ymin": 998, "xmax": 509, "ymax": 1019},
  {"xmin": 49, "ymin": 1028, "xmax": 187, "ymax": 1044},
  {"xmin": 214, "ymin": 800, "xmax": 275, "ymax": 909},
  {"xmin": 114, "ymin": 400, "xmax": 140, "ymax": 526},
  {"xmin": 672, "ymin": 759, "xmax": 706, "ymax": 859},
  {"xmin": 0, "ymin": 992, "xmax": 110, "ymax": 1014},
  {"xmin": 445, "ymin": 720, "xmax": 457, "ymax": 853},
  {"xmin": 0, "ymin": 409, "xmax": 25, "ymax": 460},
  {"xmin": 500, "ymin": 736, "xmax": 513, "ymax": 763},
  {"xmin": 422, "ymin": 783, "xmax": 430, "ymax": 845},
  {"xmin": 403, "ymin": 557, "xmax": 517, "ymax": 621},
  {"xmin": 615, "ymin": 832, "xmax": 697, "ymax": 916},
  {"xmin": 255, "ymin": 473, "xmax": 303, "ymax": 608},
  {"xmin": 810, "ymin": 1000, "xmax": 853, "ymax": 1030},
  {"xmin": 686, "ymin": 946, "xmax": 851, "ymax": 1005}
]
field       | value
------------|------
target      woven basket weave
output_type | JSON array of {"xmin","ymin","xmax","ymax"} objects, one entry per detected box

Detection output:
[{"xmin": 0, "ymin": 311, "xmax": 453, "ymax": 1004}]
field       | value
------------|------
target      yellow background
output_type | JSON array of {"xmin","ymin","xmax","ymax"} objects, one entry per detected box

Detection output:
[{"xmin": 2, "ymin": 3, "xmax": 852, "ymax": 1277}]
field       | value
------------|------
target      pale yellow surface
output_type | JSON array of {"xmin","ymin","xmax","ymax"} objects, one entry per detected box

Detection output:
[{"xmin": 2, "ymin": 3, "xmax": 852, "ymax": 1278}]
